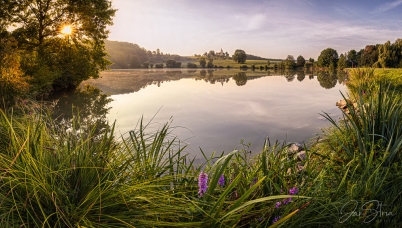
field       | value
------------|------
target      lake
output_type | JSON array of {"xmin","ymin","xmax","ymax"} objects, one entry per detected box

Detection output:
[{"xmin": 53, "ymin": 68, "xmax": 347, "ymax": 157}]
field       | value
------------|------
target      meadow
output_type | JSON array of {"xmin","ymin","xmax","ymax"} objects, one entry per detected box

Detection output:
[{"xmin": 0, "ymin": 68, "xmax": 402, "ymax": 227}]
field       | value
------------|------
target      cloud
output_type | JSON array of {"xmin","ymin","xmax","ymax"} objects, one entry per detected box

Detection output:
[{"xmin": 378, "ymin": 0, "xmax": 402, "ymax": 12}]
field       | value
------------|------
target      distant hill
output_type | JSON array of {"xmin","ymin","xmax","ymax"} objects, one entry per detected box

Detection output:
[{"xmin": 105, "ymin": 40, "xmax": 191, "ymax": 69}]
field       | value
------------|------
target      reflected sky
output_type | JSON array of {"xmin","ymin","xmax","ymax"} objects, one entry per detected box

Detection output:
[{"xmin": 81, "ymin": 69, "xmax": 346, "ymax": 157}]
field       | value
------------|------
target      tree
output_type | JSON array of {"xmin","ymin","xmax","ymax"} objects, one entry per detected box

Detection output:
[
  {"xmin": 2, "ymin": 0, "xmax": 116, "ymax": 92},
  {"xmin": 165, "ymin": 59, "xmax": 181, "ymax": 68},
  {"xmin": 337, "ymin": 54, "xmax": 348, "ymax": 69},
  {"xmin": 207, "ymin": 58, "xmax": 214, "ymax": 68},
  {"xmin": 199, "ymin": 57, "xmax": 206, "ymax": 67},
  {"xmin": 359, "ymin": 45, "xmax": 379, "ymax": 67},
  {"xmin": 284, "ymin": 55, "xmax": 296, "ymax": 69},
  {"xmin": 347, "ymin": 50, "xmax": 357, "ymax": 67},
  {"xmin": 233, "ymin": 49, "xmax": 247, "ymax": 64},
  {"xmin": 0, "ymin": 37, "xmax": 30, "ymax": 107},
  {"xmin": 377, "ymin": 39, "xmax": 402, "ymax": 68},
  {"xmin": 317, "ymin": 48, "xmax": 338, "ymax": 68},
  {"xmin": 296, "ymin": 55, "xmax": 305, "ymax": 67},
  {"xmin": 309, "ymin": 58, "xmax": 314, "ymax": 63}
]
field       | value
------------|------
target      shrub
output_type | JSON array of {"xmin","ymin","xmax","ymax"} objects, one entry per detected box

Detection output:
[{"xmin": 187, "ymin": 62, "xmax": 197, "ymax": 68}]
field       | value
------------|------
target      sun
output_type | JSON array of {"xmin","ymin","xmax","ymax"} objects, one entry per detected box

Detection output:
[{"xmin": 61, "ymin": 25, "xmax": 72, "ymax": 35}]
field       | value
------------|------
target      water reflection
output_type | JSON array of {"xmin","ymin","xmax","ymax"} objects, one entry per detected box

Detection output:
[
  {"xmin": 50, "ymin": 85, "xmax": 113, "ymax": 136},
  {"xmin": 233, "ymin": 72, "xmax": 248, "ymax": 86},
  {"xmin": 297, "ymin": 71, "xmax": 305, "ymax": 82},
  {"xmin": 82, "ymin": 69, "xmax": 348, "ymax": 95},
  {"xmin": 58, "ymin": 69, "xmax": 349, "ymax": 156}
]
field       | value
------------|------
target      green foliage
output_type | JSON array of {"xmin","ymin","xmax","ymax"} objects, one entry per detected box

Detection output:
[
  {"xmin": 377, "ymin": 39, "xmax": 402, "ymax": 68},
  {"xmin": 142, "ymin": 61, "xmax": 150, "ymax": 68},
  {"xmin": 233, "ymin": 49, "xmax": 247, "ymax": 64},
  {"xmin": 155, "ymin": 63, "xmax": 164, "ymax": 68},
  {"xmin": 337, "ymin": 54, "xmax": 348, "ymax": 69},
  {"xmin": 359, "ymin": 45, "xmax": 379, "ymax": 67},
  {"xmin": 0, "ymin": 38, "xmax": 30, "ymax": 108},
  {"xmin": 187, "ymin": 62, "xmax": 197, "ymax": 68},
  {"xmin": 3, "ymin": 0, "xmax": 116, "ymax": 92},
  {"xmin": 296, "ymin": 55, "xmax": 305, "ymax": 67},
  {"xmin": 166, "ymin": 59, "xmax": 182, "ymax": 68},
  {"xmin": 207, "ymin": 58, "xmax": 214, "ymax": 68},
  {"xmin": 284, "ymin": 55, "xmax": 296, "ymax": 69},
  {"xmin": 318, "ymin": 48, "xmax": 338, "ymax": 68},
  {"xmin": 199, "ymin": 57, "xmax": 206, "ymax": 67}
]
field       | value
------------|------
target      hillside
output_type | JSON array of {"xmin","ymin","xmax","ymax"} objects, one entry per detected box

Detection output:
[{"xmin": 105, "ymin": 40, "xmax": 191, "ymax": 69}]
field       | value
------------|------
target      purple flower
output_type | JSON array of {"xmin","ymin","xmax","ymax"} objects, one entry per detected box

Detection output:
[
  {"xmin": 253, "ymin": 177, "xmax": 258, "ymax": 185},
  {"xmin": 272, "ymin": 216, "xmax": 281, "ymax": 224},
  {"xmin": 283, "ymin": 198, "xmax": 292, "ymax": 204},
  {"xmin": 289, "ymin": 186, "xmax": 299, "ymax": 195},
  {"xmin": 198, "ymin": 172, "xmax": 208, "ymax": 197},
  {"xmin": 275, "ymin": 201, "xmax": 282, "ymax": 208},
  {"xmin": 218, "ymin": 174, "xmax": 225, "ymax": 187}
]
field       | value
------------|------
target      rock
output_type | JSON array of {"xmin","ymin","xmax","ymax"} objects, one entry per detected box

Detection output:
[
  {"xmin": 297, "ymin": 151, "xmax": 306, "ymax": 161},
  {"xmin": 288, "ymin": 143, "xmax": 302, "ymax": 154},
  {"xmin": 297, "ymin": 164, "xmax": 304, "ymax": 173},
  {"xmin": 336, "ymin": 99, "xmax": 359, "ymax": 115}
]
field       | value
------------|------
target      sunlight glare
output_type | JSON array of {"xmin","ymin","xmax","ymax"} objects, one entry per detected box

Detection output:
[{"xmin": 61, "ymin": 25, "xmax": 72, "ymax": 35}]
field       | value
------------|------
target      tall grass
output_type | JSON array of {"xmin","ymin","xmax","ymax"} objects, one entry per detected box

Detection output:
[
  {"xmin": 0, "ymin": 107, "xmax": 311, "ymax": 227},
  {"xmin": 1, "ymin": 68, "xmax": 401, "ymax": 227}
]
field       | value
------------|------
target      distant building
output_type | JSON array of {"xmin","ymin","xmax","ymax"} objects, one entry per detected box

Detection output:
[{"xmin": 216, "ymin": 48, "xmax": 225, "ymax": 57}]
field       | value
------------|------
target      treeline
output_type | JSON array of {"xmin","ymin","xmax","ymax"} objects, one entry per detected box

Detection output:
[
  {"xmin": 316, "ymin": 38, "xmax": 402, "ymax": 69},
  {"xmin": 105, "ymin": 40, "xmax": 191, "ymax": 69}
]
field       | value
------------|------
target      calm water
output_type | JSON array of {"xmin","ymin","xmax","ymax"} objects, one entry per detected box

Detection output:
[{"xmin": 55, "ymin": 69, "xmax": 347, "ymax": 157}]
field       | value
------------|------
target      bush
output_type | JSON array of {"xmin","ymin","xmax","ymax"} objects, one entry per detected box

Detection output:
[
  {"xmin": 155, "ymin": 63, "xmax": 163, "ymax": 68},
  {"xmin": 142, "ymin": 61, "xmax": 150, "ymax": 68},
  {"xmin": 187, "ymin": 63, "xmax": 197, "ymax": 68}
]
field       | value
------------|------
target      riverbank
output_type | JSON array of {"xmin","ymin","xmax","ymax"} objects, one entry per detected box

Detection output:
[{"xmin": 0, "ymin": 68, "xmax": 401, "ymax": 227}]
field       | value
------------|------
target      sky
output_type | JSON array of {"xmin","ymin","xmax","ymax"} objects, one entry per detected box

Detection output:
[{"xmin": 107, "ymin": 0, "xmax": 402, "ymax": 59}]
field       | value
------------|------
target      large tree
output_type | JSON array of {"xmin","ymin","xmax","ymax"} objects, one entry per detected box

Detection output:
[
  {"xmin": 233, "ymin": 49, "xmax": 247, "ymax": 64},
  {"xmin": 317, "ymin": 48, "xmax": 338, "ymax": 68},
  {"xmin": 296, "ymin": 55, "xmax": 305, "ymax": 67},
  {"xmin": 284, "ymin": 55, "xmax": 296, "ymax": 69},
  {"xmin": 1, "ymin": 0, "xmax": 116, "ymax": 92}
]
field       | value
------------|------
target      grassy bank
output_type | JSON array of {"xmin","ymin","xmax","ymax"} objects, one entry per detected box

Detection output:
[
  {"xmin": 1, "ymin": 68, "xmax": 402, "ymax": 227},
  {"xmin": 182, "ymin": 57, "xmax": 281, "ymax": 68}
]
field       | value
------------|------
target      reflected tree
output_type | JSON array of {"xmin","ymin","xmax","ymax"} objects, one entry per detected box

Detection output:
[
  {"xmin": 200, "ymin": 70, "xmax": 207, "ymax": 77},
  {"xmin": 297, "ymin": 71, "xmax": 305, "ymax": 82},
  {"xmin": 52, "ymin": 85, "xmax": 113, "ymax": 137},
  {"xmin": 336, "ymin": 70, "xmax": 348, "ymax": 84},
  {"xmin": 284, "ymin": 71, "xmax": 296, "ymax": 82},
  {"xmin": 232, "ymin": 72, "xmax": 248, "ymax": 86},
  {"xmin": 317, "ymin": 71, "xmax": 337, "ymax": 89}
]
